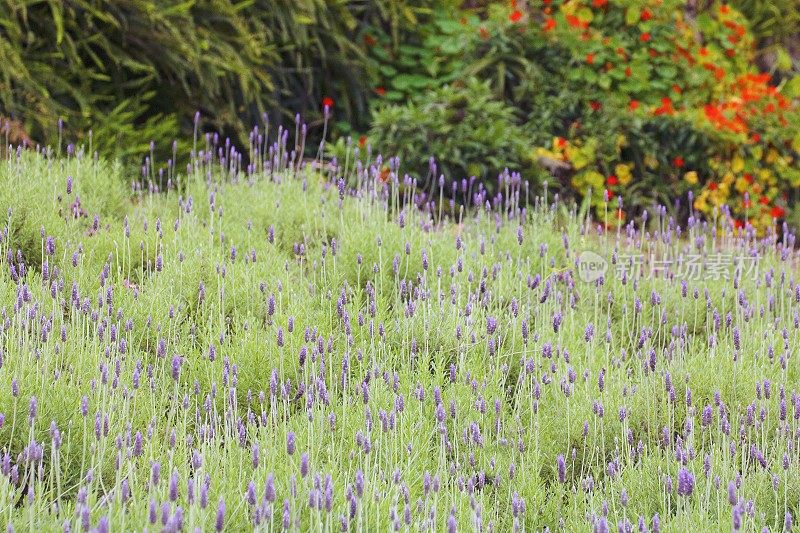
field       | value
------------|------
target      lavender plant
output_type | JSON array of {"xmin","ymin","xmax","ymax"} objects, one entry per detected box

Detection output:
[{"xmin": 0, "ymin": 121, "xmax": 798, "ymax": 532}]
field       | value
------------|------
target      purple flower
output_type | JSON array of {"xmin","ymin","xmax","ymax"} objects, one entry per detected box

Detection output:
[
  {"xmin": 265, "ymin": 473, "xmax": 276, "ymax": 503},
  {"xmin": 215, "ymin": 498, "xmax": 225, "ymax": 532},
  {"xmin": 556, "ymin": 454, "xmax": 566, "ymax": 483},
  {"xmin": 677, "ymin": 467, "xmax": 694, "ymax": 497},
  {"xmin": 286, "ymin": 432, "xmax": 295, "ymax": 455},
  {"xmin": 169, "ymin": 469, "xmax": 179, "ymax": 501},
  {"xmin": 151, "ymin": 462, "xmax": 161, "ymax": 486},
  {"xmin": 300, "ymin": 452, "xmax": 309, "ymax": 478}
]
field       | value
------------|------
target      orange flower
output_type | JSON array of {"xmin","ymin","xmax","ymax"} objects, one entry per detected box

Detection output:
[
  {"xmin": 758, "ymin": 196, "xmax": 770, "ymax": 205},
  {"xmin": 509, "ymin": 9, "xmax": 523, "ymax": 23},
  {"xmin": 770, "ymin": 206, "xmax": 785, "ymax": 218},
  {"xmin": 479, "ymin": 26, "xmax": 489, "ymax": 40},
  {"xmin": 699, "ymin": 47, "xmax": 709, "ymax": 57},
  {"xmin": 640, "ymin": 32, "xmax": 651, "ymax": 42},
  {"xmin": 375, "ymin": 87, "xmax": 386, "ymax": 96},
  {"xmin": 586, "ymin": 53, "xmax": 595, "ymax": 64},
  {"xmin": 743, "ymin": 173, "xmax": 753, "ymax": 184},
  {"xmin": 543, "ymin": 17, "xmax": 556, "ymax": 31},
  {"xmin": 567, "ymin": 15, "xmax": 582, "ymax": 28},
  {"xmin": 556, "ymin": 137, "xmax": 567, "ymax": 148},
  {"xmin": 628, "ymin": 99, "xmax": 640, "ymax": 111},
  {"xmin": 592, "ymin": 0, "xmax": 608, "ymax": 7},
  {"xmin": 358, "ymin": 135, "xmax": 367, "ymax": 148},
  {"xmin": 720, "ymin": 4, "xmax": 730, "ymax": 14},
  {"xmin": 625, "ymin": 66, "xmax": 632, "ymax": 77}
]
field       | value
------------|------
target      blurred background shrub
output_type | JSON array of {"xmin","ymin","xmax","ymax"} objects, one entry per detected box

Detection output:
[{"xmin": 1, "ymin": 0, "xmax": 799, "ymax": 231}]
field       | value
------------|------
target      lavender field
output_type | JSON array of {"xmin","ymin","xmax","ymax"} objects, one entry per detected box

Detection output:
[{"xmin": 0, "ymin": 130, "xmax": 799, "ymax": 533}]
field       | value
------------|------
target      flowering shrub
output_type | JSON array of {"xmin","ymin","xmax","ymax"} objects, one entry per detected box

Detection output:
[
  {"xmin": 360, "ymin": 1, "xmax": 800, "ymax": 232},
  {"xmin": 1, "ymin": 123, "xmax": 800, "ymax": 530}
]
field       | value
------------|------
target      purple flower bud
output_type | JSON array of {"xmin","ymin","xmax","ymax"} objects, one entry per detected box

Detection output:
[
  {"xmin": 286, "ymin": 432, "xmax": 295, "ymax": 455},
  {"xmin": 677, "ymin": 467, "xmax": 694, "ymax": 497},
  {"xmin": 557, "ymin": 454, "xmax": 566, "ymax": 483},
  {"xmin": 215, "ymin": 498, "xmax": 226, "ymax": 532}
]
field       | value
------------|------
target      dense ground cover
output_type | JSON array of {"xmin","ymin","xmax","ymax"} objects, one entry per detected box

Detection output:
[{"xmin": 0, "ymin": 130, "xmax": 799, "ymax": 532}]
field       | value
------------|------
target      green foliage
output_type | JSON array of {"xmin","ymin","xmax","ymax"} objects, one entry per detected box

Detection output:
[
  {"xmin": 368, "ymin": 78, "xmax": 529, "ymax": 187},
  {"xmin": 0, "ymin": 0, "xmax": 274, "ymax": 157},
  {"xmin": 0, "ymin": 0, "xmax": 437, "ymax": 158}
]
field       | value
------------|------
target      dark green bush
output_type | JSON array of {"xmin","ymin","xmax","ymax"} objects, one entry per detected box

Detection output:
[
  {"xmin": 368, "ymin": 78, "xmax": 529, "ymax": 189},
  {"xmin": 0, "ymin": 0, "xmax": 435, "ymax": 158}
]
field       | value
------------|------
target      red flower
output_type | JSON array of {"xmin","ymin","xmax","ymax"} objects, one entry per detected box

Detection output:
[
  {"xmin": 673, "ymin": 156, "xmax": 685, "ymax": 168},
  {"xmin": 586, "ymin": 53, "xmax": 595, "ymax": 64},
  {"xmin": 322, "ymin": 96, "xmax": 334, "ymax": 108},
  {"xmin": 607, "ymin": 175, "xmax": 619, "ymax": 186},
  {"xmin": 770, "ymin": 206, "xmax": 785, "ymax": 219},
  {"xmin": 743, "ymin": 173, "xmax": 753, "ymax": 184},
  {"xmin": 759, "ymin": 196, "xmax": 770, "ymax": 205},
  {"xmin": 543, "ymin": 17, "xmax": 556, "ymax": 31},
  {"xmin": 628, "ymin": 99, "xmax": 639, "ymax": 110},
  {"xmin": 509, "ymin": 9, "xmax": 523, "ymax": 23},
  {"xmin": 590, "ymin": 101, "xmax": 602, "ymax": 111},
  {"xmin": 375, "ymin": 87, "xmax": 386, "ymax": 96},
  {"xmin": 363, "ymin": 34, "xmax": 376, "ymax": 47},
  {"xmin": 640, "ymin": 32, "xmax": 651, "ymax": 42},
  {"xmin": 625, "ymin": 66, "xmax": 632, "ymax": 77},
  {"xmin": 750, "ymin": 133, "xmax": 761, "ymax": 143},
  {"xmin": 358, "ymin": 135, "xmax": 367, "ymax": 148},
  {"xmin": 734, "ymin": 219, "xmax": 744, "ymax": 229},
  {"xmin": 654, "ymin": 97, "xmax": 674, "ymax": 116},
  {"xmin": 708, "ymin": 182, "xmax": 718, "ymax": 191},
  {"xmin": 479, "ymin": 26, "xmax": 489, "ymax": 39},
  {"xmin": 641, "ymin": 8, "xmax": 652, "ymax": 21},
  {"xmin": 556, "ymin": 137, "xmax": 567, "ymax": 148},
  {"xmin": 720, "ymin": 4, "xmax": 730, "ymax": 14},
  {"xmin": 592, "ymin": 0, "xmax": 608, "ymax": 7}
]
